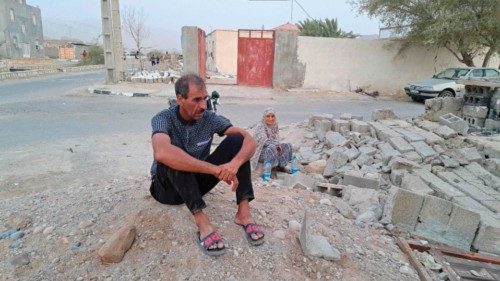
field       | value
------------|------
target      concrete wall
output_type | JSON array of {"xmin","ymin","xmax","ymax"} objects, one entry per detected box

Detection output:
[
  {"xmin": 0, "ymin": 0, "xmax": 44, "ymax": 58},
  {"xmin": 273, "ymin": 30, "xmax": 305, "ymax": 89},
  {"xmin": 297, "ymin": 37, "xmax": 499, "ymax": 95},
  {"xmin": 206, "ymin": 30, "xmax": 237, "ymax": 75},
  {"xmin": 181, "ymin": 26, "xmax": 199, "ymax": 75}
]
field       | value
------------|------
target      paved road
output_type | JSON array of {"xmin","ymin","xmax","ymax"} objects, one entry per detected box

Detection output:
[{"xmin": 0, "ymin": 72, "xmax": 425, "ymax": 150}]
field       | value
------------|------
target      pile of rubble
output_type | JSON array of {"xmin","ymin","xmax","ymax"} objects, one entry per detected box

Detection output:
[
  {"xmin": 125, "ymin": 70, "xmax": 180, "ymax": 84},
  {"xmin": 269, "ymin": 106, "xmax": 499, "ymax": 257}
]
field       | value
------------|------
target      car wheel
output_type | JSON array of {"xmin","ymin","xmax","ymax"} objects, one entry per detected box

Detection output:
[
  {"xmin": 438, "ymin": 90, "xmax": 455, "ymax": 98},
  {"xmin": 411, "ymin": 96, "xmax": 423, "ymax": 102}
]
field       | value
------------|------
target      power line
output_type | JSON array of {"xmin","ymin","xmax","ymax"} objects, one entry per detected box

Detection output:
[{"xmin": 293, "ymin": 0, "xmax": 314, "ymax": 20}]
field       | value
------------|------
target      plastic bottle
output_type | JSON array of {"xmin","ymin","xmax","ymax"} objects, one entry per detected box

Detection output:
[
  {"xmin": 291, "ymin": 156, "xmax": 299, "ymax": 174},
  {"xmin": 262, "ymin": 161, "xmax": 272, "ymax": 181}
]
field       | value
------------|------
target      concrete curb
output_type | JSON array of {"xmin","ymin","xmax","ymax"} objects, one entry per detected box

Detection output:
[
  {"xmin": 0, "ymin": 65, "xmax": 104, "ymax": 81},
  {"xmin": 89, "ymin": 87, "xmax": 150, "ymax": 98}
]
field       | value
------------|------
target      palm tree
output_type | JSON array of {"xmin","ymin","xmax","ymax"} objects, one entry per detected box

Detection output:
[{"xmin": 298, "ymin": 18, "xmax": 356, "ymax": 38}]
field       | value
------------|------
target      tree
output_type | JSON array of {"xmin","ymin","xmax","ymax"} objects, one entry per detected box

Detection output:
[
  {"xmin": 122, "ymin": 6, "xmax": 150, "ymax": 70},
  {"xmin": 81, "ymin": 45, "xmax": 104, "ymax": 65},
  {"xmin": 352, "ymin": 0, "xmax": 499, "ymax": 67},
  {"xmin": 298, "ymin": 18, "xmax": 356, "ymax": 38}
]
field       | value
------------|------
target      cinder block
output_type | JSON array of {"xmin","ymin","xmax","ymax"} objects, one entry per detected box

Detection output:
[
  {"xmin": 439, "ymin": 113, "xmax": 469, "ymax": 135},
  {"xmin": 332, "ymin": 119, "xmax": 350, "ymax": 133},
  {"xmin": 462, "ymin": 105, "xmax": 489, "ymax": 118},
  {"xmin": 401, "ymin": 173, "xmax": 434, "ymax": 195},
  {"xmin": 473, "ymin": 212, "xmax": 500, "ymax": 255},
  {"xmin": 281, "ymin": 172, "xmax": 317, "ymax": 190},
  {"xmin": 463, "ymin": 116, "xmax": 486, "ymax": 128},
  {"xmin": 413, "ymin": 169, "xmax": 465, "ymax": 200},
  {"xmin": 350, "ymin": 119, "xmax": 370, "ymax": 134},
  {"xmin": 452, "ymin": 196, "xmax": 491, "ymax": 213},
  {"xmin": 325, "ymin": 131, "xmax": 348, "ymax": 147},
  {"xmin": 389, "ymin": 137, "xmax": 414, "ymax": 153},
  {"xmin": 369, "ymin": 122, "xmax": 402, "ymax": 141},
  {"xmin": 484, "ymin": 119, "xmax": 500, "ymax": 130},
  {"xmin": 308, "ymin": 113, "xmax": 333, "ymax": 127},
  {"xmin": 456, "ymin": 147, "xmax": 482, "ymax": 163},
  {"xmin": 342, "ymin": 170, "xmax": 380, "ymax": 189},
  {"xmin": 414, "ymin": 196, "xmax": 453, "ymax": 239},
  {"xmin": 358, "ymin": 146, "xmax": 377, "ymax": 156},
  {"xmin": 445, "ymin": 205, "xmax": 481, "ymax": 251},
  {"xmin": 402, "ymin": 151, "xmax": 423, "ymax": 163},
  {"xmin": 390, "ymin": 189, "xmax": 424, "ymax": 231},
  {"xmin": 393, "ymin": 128, "xmax": 426, "ymax": 142},
  {"xmin": 314, "ymin": 119, "xmax": 332, "ymax": 141},
  {"xmin": 411, "ymin": 141, "xmax": 438, "ymax": 159},
  {"xmin": 437, "ymin": 172, "xmax": 495, "ymax": 204},
  {"xmin": 411, "ymin": 127, "xmax": 444, "ymax": 144},
  {"xmin": 433, "ymin": 126, "xmax": 457, "ymax": 139},
  {"xmin": 378, "ymin": 142, "xmax": 401, "ymax": 164}
]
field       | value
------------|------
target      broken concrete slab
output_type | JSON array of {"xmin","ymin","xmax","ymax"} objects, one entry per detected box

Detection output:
[
  {"xmin": 305, "ymin": 159, "xmax": 327, "ymax": 175},
  {"xmin": 323, "ymin": 151, "xmax": 349, "ymax": 177},
  {"xmin": 472, "ymin": 212, "xmax": 500, "ymax": 255},
  {"xmin": 314, "ymin": 119, "xmax": 332, "ymax": 142},
  {"xmin": 445, "ymin": 205, "xmax": 481, "ymax": 251},
  {"xmin": 413, "ymin": 169, "xmax": 465, "ymax": 200},
  {"xmin": 350, "ymin": 119, "xmax": 370, "ymax": 134},
  {"xmin": 389, "ymin": 137, "xmax": 414, "ymax": 153},
  {"xmin": 390, "ymin": 169, "xmax": 406, "ymax": 186},
  {"xmin": 455, "ymin": 147, "xmax": 482, "ymax": 163},
  {"xmin": 342, "ymin": 185, "xmax": 380, "ymax": 214},
  {"xmin": 411, "ymin": 141, "xmax": 438, "ymax": 159},
  {"xmin": 299, "ymin": 210, "xmax": 341, "ymax": 261},
  {"xmin": 308, "ymin": 113, "xmax": 333, "ymax": 127},
  {"xmin": 390, "ymin": 189, "xmax": 424, "ymax": 231},
  {"xmin": 401, "ymin": 173, "xmax": 434, "ymax": 195},
  {"xmin": 324, "ymin": 131, "xmax": 348, "ymax": 147},
  {"xmin": 354, "ymin": 153, "xmax": 372, "ymax": 167},
  {"xmin": 452, "ymin": 196, "xmax": 491, "ymax": 213},
  {"xmin": 440, "ymin": 155, "xmax": 460, "ymax": 168},
  {"xmin": 334, "ymin": 199, "xmax": 357, "ymax": 219},
  {"xmin": 439, "ymin": 113, "xmax": 469, "ymax": 135},
  {"xmin": 280, "ymin": 172, "xmax": 318, "ymax": 190},
  {"xmin": 411, "ymin": 127, "xmax": 445, "ymax": 145},
  {"xmin": 417, "ymin": 120, "xmax": 441, "ymax": 132},
  {"xmin": 462, "ymin": 105, "xmax": 489, "ymax": 119},
  {"xmin": 369, "ymin": 122, "xmax": 403, "ymax": 142},
  {"xmin": 372, "ymin": 108, "xmax": 399, "ymax": 121},
  {"xmin": 388, "ymin": 156, "xmax": 421, "ymax": 171},
  {"xmin": 344, "ymin": 147, "xmax": 361, "ymax": 161},
  {"xmin": 402, "ymin": 151, "xmax": 423, "ymax": 163},
  {"xmin": 379, "ymin": 119, "xmax": 412, "ymax": 128},
  {"xmin": 342, "ymin": 170, "xmax": 380, "ymax": 189}
]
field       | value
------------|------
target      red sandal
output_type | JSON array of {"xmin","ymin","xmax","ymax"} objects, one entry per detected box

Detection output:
[
  {"xmin": 196, "ymin": 231, "xmax": 226, "ymax": 256},
  {"xmin": 238, "ymin": 223, "xmax": 265, "ymax": 246}
]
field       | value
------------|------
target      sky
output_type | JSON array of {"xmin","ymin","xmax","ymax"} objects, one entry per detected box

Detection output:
[{"xmin": 28, "ymin": 0, "xmax": 381, "ymax": 51}]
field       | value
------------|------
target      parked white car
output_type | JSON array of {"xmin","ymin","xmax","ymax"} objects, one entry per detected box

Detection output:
[{"xmin": 404, "ymin": 67, "xmax": 500, "ymax": 102}]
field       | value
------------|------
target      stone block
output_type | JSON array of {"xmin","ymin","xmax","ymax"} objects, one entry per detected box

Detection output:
[
  {"xmin": 358, "ymin": 146, "xmax": 377, "ymax": 156},
  {"xmin": 350, "ymin": 119, "xmax": 370, "ymax": 134},
  {"xmin": 369, "ymin": 122, "xmax": 402, "ymax": 141},
  {"xmin": 378, "ymin": 142, "xmax": 401, "ymax": 164},
  {"xmin": 414, "ymin": 196, "xmax": 453, "ymax": 239},
  {"xmin": 456, "ymin": 147, "xmax": 482, "ymax": 163},
  {"xmin": 388, "ymin": 156, "xmax": 421, "ymax": 171},
  {"xmin": 418, "ymin": 120, "xmax": 441, "ymax": 132},
  {"xmin": 481, "ymin": 200, "xmax": 500, "ymax": 213},
  {"xmin": 342, "ymin": 185, "xmax": 380, "ymax": 207},
  {"xmin": 401, "ymin": 173, "xmax": 434, "ymax": 195},
  {"xmin": 379, "ymin": 119, "xmax": 412, "ymax": 128},
  {"xmin": 332, "ymin": 119, "xmax": 350, "ymax": 134},
  {"xmin": 324, "ymin": 131, "xmax": 348, "ymax": 147},
  {"xmin": 433, "ymin": 126, "xmax": 457, "ymax": 139},
  {"xmin": 98, "ymin": 225, "xmax": 136, "ymax": 263},
  {"xmin": 484, "ymin": 119, "xmax": 500, "ymax": 130},
  {"xmin": 390, "ymin": 169, "xmax": 406, "ymax": 186},
  {"xmin": 445, "ymin": 205, "xmax": 481, "ymax": 251},
  {"xmin": 342, "ymin": 170, "xmax": 380, "ymax": 189},
  {"xmin": 305, "ymin": 159, "xmax": 327, "ymax": 175},
  {"xmin": 393, "ymin": 128, "xmax": 426, "ymax": 143},
  {"xmin": 402, "ymin": 151, "xmax": 423, "ymax": 163},
  {"xmin": 462, "ymin": 105, "xmax": 489, "ymax": 119},
  {"xmin": 372, "ymin": 108, "xmax": 398, "ymax": 121},
  {"xmin": 472, "ymin": 212, "xmax": 500, "ymax": 255},
  {"xmin": 439, "ymin": 113, "xmax": 469, "ymax": 135},
  {"xmin": 389, "ymin": 137, "xmax": 414, "ymax": 153},
  {"xmin": 440, "ymin": 155, "xmax": 460, "ymax": 168},
  {"xmin": 413, "ymin": 169, "xmax": 465, "ymax": 200},
  {"xmin": 423, "ymin": 97, "xmax": 463, "ymax": 122},
  {"xmin": 344, "ymin": 147, "xmax": 360, "ymax": 161},
  {"xmin": 452, "ymin": 196, "xmax": 491, "ymax": 213},
  {"xmin": 281, "ymin": 172, "xmax": 317, "ymax": 190},
  {"xmin": 308, "ymin": 113, "xmax": 333, "ymax": 127},
  {"xmin": 354, "ymin": 153, "xmax": 372, "ymax": 167},
  {"xmin": 390, "ymin": 189, "xmax": 424, "ymax": 231}
]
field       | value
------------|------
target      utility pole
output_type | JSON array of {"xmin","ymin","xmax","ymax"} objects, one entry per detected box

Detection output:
[{"xmin": 101, "ymin": 0, "xmax": 124, "ymax": 83}]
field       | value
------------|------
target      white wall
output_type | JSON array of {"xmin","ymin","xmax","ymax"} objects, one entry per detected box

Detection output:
[{"xmin": 297, "ymin": 37, "xmax": 499, "ymax": 95}]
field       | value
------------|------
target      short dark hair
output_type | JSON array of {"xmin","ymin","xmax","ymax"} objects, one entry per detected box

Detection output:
[{"xmin": 175, "ymin": 74, "xmax": 205, "ymax": 99}]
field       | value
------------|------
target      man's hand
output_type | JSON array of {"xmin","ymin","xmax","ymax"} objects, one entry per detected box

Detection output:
[{"xmin": 217, "ymin": 161, "xmax": 240, "ymax": 191}]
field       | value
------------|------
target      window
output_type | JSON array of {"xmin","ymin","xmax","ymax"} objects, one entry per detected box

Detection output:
[
  {"xmin": 35, "ymin": 39, "xmax": 40, "ymax": 50},
  {"xmin": 12, "ymin": 36, "xmax": 18, "ymax": 48},
  {"xmin": 32, "ymin": 14, "xmax": 36, "ymax": 25},
  {"xmin": 10, "ymin": 9, "xmax": 15, "ymax": 21},
  {"xmin": 471, "ymin": 69, "xmax": 485, "ymax": 77},
  {"xmin": 21, "ymin": 24, "xmax": 26, "ymax": 34},
  {"xmin": 485, "ymin": 69, "xmax": 500, "ymax": 78}
]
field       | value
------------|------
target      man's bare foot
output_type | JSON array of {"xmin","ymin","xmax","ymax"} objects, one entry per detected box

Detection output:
[
  {"xmin": 194, "ymin": 211, "xmax": 224, "ymax": 250},
  {"xmin": 234, "ymin": 200, "xmax": 264, "ymax": 241}
]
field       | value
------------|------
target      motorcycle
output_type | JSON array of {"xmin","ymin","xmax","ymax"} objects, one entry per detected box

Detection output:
[{"xmin": 168, "ymin": 90, "xmax": 221, "ymax": 113}]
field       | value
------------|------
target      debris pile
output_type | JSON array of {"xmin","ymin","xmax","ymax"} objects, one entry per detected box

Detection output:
[
  {"xmin": 125, "ymin": 70, "xmax": 180, "ymax": 84},
  {"xmin": 269, "ymin": 108, "xmax": 500, "ymax": 256}
]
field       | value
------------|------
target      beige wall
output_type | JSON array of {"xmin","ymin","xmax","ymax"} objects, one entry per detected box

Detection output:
[
  {"xmin": 297, "ymin": 37, "xmax": 499, "ymax": 94},
  {"xmin": 206, "ymin": 30, "xmax": 237, "ymax": 75}
]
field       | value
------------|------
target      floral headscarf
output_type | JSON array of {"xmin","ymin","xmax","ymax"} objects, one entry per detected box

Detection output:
[{"xmin": 250, "ymin": 108, "xmax": 280, "ymax": 169}]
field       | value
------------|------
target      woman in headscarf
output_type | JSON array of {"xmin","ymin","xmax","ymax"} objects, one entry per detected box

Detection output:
[{"xmin": 250, "ymin": 108, "xmax": 293, "ymax": 173}]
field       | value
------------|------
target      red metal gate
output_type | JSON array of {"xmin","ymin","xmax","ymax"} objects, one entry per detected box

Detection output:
[
  {"xmin": 237, "ymin": 30, "xmax": 275, "ymax": 87},
  {"xmin": 198, "ymin": 28, "xmax": 206, "ymax": 80}
]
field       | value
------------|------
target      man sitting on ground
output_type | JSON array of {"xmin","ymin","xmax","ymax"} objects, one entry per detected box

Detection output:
[{"xmin": 149, "ymin": 74, "xmax": 265, "ymax": 256}]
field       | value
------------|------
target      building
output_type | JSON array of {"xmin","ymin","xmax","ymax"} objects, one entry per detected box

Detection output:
[
  {"xmin": 44, "ymin": 39, "xmax": 91, "ymax": 60},
  {"xmin": 0, "ymin": 0, "xmax": 44, "ymax": 58}
]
